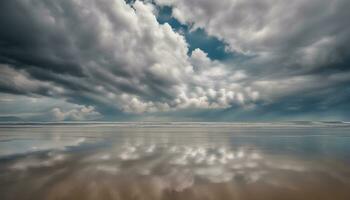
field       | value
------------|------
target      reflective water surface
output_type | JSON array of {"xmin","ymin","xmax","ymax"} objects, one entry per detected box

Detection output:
[{"xmin": 1, "ymin": 122, "xmax": 350, "ymax": 200}]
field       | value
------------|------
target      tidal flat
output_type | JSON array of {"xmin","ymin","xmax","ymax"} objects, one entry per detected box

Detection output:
[{"xmin": 1, "ymin": 122, "xmax": 350, "ymax": 200}]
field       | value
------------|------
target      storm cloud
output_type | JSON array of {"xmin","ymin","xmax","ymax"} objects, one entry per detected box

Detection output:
[{"xmin": 0, "ymin": 0, "xmax": 349, "ymax": 121}]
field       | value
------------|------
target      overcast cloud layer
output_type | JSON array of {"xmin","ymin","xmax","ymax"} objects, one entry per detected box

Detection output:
[{"xmin": 0, "ymin": 0, "xmax": 349, "ymax": 121}]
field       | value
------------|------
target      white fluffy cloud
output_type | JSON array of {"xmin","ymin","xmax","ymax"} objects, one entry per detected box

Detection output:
[
  {"xmin": 116, "ymin": 47, "xmax": 260, "ymax": 113},
  {"xmin": 50, "ymin": 106, "xmax": 101, "ymax": 121}
]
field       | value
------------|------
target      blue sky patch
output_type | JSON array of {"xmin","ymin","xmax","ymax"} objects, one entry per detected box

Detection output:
[{"xmin": 156, "ymin": 6, "xmax": 234, "ymax": 61}]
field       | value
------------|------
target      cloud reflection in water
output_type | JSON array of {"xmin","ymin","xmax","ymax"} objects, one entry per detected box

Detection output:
[{"xmin": 1, "ymin": 124, "xmax": 350, "ymax": 200}]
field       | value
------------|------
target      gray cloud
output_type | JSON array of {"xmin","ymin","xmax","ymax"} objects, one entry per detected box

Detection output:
[
  {"xmin": 155, "ymin": 0, "xmax": 350, "ymax": 75},
  {"xmin": 155, "ymin": 0, "xmax": 350, "ymax": 67},
  {"xmin": 154, "ymin": 0, "xmax": 350, "ymax": 119},
  {"xmin": 0, "ymin": 0, "xmax": 261, "ymax": 118},
  {"xmin": 0, "ymin": 0, "xmax": 349, "ymax": 120}
]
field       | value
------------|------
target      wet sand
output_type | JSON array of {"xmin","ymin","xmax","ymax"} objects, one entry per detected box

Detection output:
[{"xmin": 0, "ymin": 122, "xmax": 350, "ymax": 200}]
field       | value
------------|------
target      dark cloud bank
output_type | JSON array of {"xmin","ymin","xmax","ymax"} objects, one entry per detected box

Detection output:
[{"xmin": 0, "ymin": 0, "xmax": 350, "ymax": 121}]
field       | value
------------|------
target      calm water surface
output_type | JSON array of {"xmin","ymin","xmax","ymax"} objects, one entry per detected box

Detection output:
[{"xmin": 0, "ymin": 122, "xmax": 350, "ymax": 200}]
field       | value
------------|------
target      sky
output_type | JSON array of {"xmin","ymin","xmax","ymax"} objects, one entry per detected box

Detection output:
[{"xmin": 0, "ymin": 0, "xmax": 349, "ymax": 122}]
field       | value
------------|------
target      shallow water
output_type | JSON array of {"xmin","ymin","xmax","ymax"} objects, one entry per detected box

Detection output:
[{"xmin": 1, "ymin": 122, "xmax": 350, "ymax": 200}]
